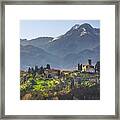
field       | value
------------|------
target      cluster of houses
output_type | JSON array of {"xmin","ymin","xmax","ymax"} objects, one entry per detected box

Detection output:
[
  {"xmin": 27, "ymin": 64, "xmax": 64, "ymax": 79},
  {"xmin": 27, "ymin": 59, "xmax": 100, "ymax": 78},
  {"xmin": 78, "ymin": 59, "xmax": 100, "ymax": 73},
  {"xmin": 26, "ymin": 59, "xmax": 100, "ymax": 84}
]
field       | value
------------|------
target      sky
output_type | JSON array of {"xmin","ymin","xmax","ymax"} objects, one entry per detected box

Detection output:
[{"xmin": 20, "ymin": 20, "xmax": 100, "ymax": 40}]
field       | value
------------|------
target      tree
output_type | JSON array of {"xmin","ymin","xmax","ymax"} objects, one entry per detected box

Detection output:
[
  {"xmin": 35, "ymin": 65, "xmax": 39, "ymax": 73},
  {"xmin": 95, "ymin": 61, "xmax": 100, "ymax": 73},
  {"xmin": 46, "ymin": 64, "xmax": 50, "ymax": 69},
  {"xmin": 57, "ymin": 70, "xmax": 61, "ymax": 77},
  {"xmin": 28, "ymin": 67, "xmax": 31, "ymax": 74},
  {"xmin": 39, "ymin": 66, "xmax": 44, "ymax": 74},
  {"xmin": 31, "ymin": 67, "xmax": 36, "ymax": 76}
]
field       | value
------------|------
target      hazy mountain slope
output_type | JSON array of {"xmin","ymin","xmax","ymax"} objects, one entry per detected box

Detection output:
[
  {"xmin": 62, "ymin": 45, "xmax": 100, "ymax": 69},
  {"xmin": 20, "ymin": 45, "xmax": 62, "ymax": 70}
]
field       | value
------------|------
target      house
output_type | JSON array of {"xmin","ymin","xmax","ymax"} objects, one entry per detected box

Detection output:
[
  {"xmin": 44, "ymin": 69, "xmax": 61, "ymax": 79},
  {"xmin": 82, "ymin": 64, "xmax": 95, "ymax": 73},
  {"xmin": 78, "ymin": 59, "xmax": 95, "ymax": 73}
]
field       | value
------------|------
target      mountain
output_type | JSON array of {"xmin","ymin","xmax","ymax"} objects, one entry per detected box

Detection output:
[
  {"xmin": 20, "ymin": 23, "xmax": 99, "ymax": 56},
  {"xmin": 20, "ymin": 45, "xmax": 62, "ymax": 70},
  {"xmin": 62, "ymin": 45, "xmax": 100, "ymax": 69},
  {"xmin": 20, "ymin": 23, "xmax": 100, "ymax": 70},
  {"xmin": 46, "ymin": 23, "xmax": 99, "ymax": 56},
  {"xmin": 20, "ymin": 45, "xmax": 100, "ymax": 70},
  {"xmin": 20, "ymin": 37, "xmax": 53, "ymax": 48}
]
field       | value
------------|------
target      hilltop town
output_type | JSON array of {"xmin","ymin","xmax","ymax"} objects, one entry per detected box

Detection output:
[{"xmin": 20, "ymin": 59, "xmax": 100, "ymax": 100}]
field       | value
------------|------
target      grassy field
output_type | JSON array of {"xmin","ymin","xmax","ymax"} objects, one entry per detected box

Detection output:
[{"xmin": 20, "ymin": 70, "xmax": 100, "ymax": 100}]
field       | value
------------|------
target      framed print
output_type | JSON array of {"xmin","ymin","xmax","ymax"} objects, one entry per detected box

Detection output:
[{"xmin": 0, "ymin": 0, "xmax": 119, "ymax": 119}]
